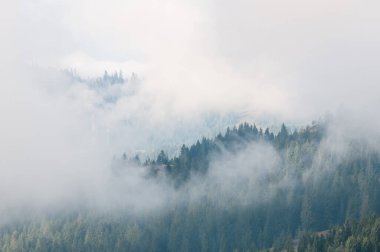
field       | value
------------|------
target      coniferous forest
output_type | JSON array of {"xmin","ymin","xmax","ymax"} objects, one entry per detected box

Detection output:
[
  {"xmin": 1, "ymin": 121, "xmax": 380, "ymax": 252},
  {"xmin": 4, "ymin": 0, "xmax": 380, "ymax": 251}
]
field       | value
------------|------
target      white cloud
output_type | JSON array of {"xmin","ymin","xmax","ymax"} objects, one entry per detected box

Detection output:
[
  {"xmin": 1, "ymin": 0, "xmax": 380, "ymax": 215},
  {"xmin": 18, "ymin": 0, "xmax": 377, "ymax": 122}
]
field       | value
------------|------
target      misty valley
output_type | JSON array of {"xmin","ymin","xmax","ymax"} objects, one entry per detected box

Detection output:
[
  {"xmin": 3, "ymin": 0, "xmax": 380, "ymax": 251},
  {"xmin": 1, "ymin": 120, "xmax": 380, "ymax": 252}
]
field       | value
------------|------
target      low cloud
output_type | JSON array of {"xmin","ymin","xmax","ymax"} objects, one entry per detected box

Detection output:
[{"xmin": 0, "ymin": 0, "xmax": 380, "ymax": 222}]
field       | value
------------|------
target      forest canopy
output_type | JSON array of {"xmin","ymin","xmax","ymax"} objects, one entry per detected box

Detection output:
[{"xmin": 1, "ymin": 120, "xmax": 380, "ymax": 251}]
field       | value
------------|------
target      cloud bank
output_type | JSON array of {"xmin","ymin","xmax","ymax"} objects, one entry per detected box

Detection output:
[
  {"xmin": 0, "ymin": 0, "xmax": 380, "ymax": 216},
  {"xmin": 8, "ymin": 0, "xmax": 379, "ymax": 121}
]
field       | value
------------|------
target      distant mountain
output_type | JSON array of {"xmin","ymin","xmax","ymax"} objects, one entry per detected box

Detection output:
[{"xmin": 63, "ymin": 70, "xmax": 279, "ymax": 159}]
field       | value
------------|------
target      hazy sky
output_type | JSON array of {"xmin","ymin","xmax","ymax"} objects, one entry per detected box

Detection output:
[{"xmin": 4, "ymin": 0, "xmax": 380, "ymax": 122}]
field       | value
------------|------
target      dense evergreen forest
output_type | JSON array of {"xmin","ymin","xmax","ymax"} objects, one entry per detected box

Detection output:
[
  {"xmin": 1, "ymin": 121, "xmax": 380, "ymax": 251},
  {"xmin": 294, "ymin": 215, "xmax": 380, "ymax": 251}
]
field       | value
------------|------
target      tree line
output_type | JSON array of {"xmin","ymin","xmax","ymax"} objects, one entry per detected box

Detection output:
[{"xmin": 1, "ymin": 121, "xmax": 380, "ymax": 251}]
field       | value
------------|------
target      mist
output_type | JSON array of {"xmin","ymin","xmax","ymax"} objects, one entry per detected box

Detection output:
[{"xmin": 1, "ymin": 0, "xmax": 380, "ymax": 224}]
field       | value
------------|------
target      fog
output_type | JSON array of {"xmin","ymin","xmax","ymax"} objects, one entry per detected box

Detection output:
[{"xmin": 0, "ymin": 0, "xmax": 380, "ymax": 216}]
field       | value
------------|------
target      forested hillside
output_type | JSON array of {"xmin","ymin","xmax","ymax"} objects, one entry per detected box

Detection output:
[
  {"xmin": 294, "ymin": 215, "xmax": 380, "ymax": 252},
  {"xmin": 1, "ymin": 121, "xmax": 380, "ymax": 251}
]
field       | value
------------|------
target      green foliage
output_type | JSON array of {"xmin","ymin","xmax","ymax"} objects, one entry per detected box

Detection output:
[
  {"xmin": 1, "ymin": 122, "xmax": 380, "ymax": 251},
  {"xmin": 296, "ymin": 216, "xmax": 380, "ymax": 252}
]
